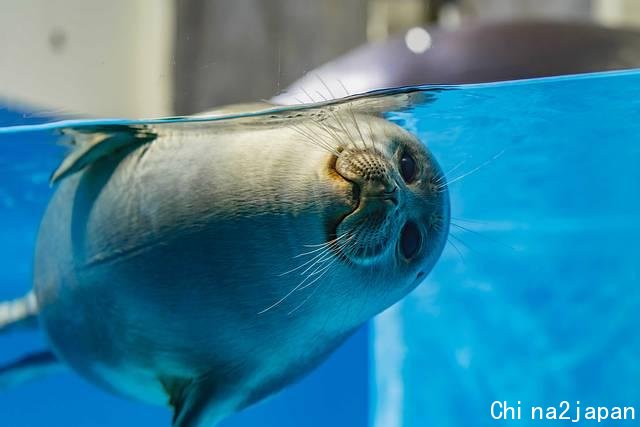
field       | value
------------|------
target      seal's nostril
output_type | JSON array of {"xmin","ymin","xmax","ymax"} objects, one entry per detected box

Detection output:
[
  {"xmin": 384, "ymin": 183, "xmax": 398, "ymax": 195},
  {"xmin": 383, "ymin": 186, "xmax": 399, "ymax": 205}
]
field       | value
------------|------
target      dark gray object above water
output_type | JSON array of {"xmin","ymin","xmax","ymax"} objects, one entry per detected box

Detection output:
[{"xmin": 274, "ymin": 20, "xmax": 640, "ymax": 103}]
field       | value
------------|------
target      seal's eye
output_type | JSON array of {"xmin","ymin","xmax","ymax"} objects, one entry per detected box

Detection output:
[
  {"xmin": 400, "ymin": 151, "xmax": 417, "ymax": 183},
  {"xmin": 399, "ymin": 221, "xmax": 421, "ymax": 260}
]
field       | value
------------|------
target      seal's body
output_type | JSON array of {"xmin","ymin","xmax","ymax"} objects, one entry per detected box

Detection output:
[{"xmin": 1, "ymin": 103, "xmax": 449, "ymax": 427}]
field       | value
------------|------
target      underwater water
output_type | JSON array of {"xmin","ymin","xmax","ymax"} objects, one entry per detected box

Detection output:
[
  {"xmin": 374, "ymin": 70, "xmax": 640, "ymax": 427},
  {"xmin": 0, "ymin": 69, "xmax": 638, "ymax": 426}
]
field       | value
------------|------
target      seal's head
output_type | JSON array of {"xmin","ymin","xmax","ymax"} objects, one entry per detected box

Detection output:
[
  {"xmin": 330, "ymin": 114, "xmax": 449, "ymax": 308},
  {"xmin": 284, "ymin": 111, "xmax": 450, "ymax": 321}
]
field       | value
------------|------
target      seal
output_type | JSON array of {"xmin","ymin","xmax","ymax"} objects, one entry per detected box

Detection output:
[{"xmin": 0, "ymin": 99, "xmax": 449, "ymax": 426}]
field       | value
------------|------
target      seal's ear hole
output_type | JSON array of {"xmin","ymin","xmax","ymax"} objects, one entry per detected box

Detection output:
[
  {"xmin": 416, "ymin": 271, "xmax": 425, "ymax": 281},
  {"xmin": 399, "ymin": 221, "xmax": 422, "ymax": 260}
]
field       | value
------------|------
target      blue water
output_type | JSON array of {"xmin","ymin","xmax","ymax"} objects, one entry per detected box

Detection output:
[
  {"xmin": 0, "ymin": 69, "xmax": 639, "ymax": 426},
  {"xmin": 374, "ymin": 70, "xmax": 640, "ymax": 426}
]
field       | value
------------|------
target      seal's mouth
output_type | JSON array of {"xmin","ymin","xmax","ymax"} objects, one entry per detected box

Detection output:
[{"xmin": 326, "ymin": 154, "xmax": 360, "ymax": 243}]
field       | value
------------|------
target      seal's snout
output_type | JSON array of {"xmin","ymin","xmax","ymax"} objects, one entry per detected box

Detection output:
[
  {"xmin": 333, "ymin": 148, "xmax": 401, "ymax": 263},
  {"xmin": 335, "ymin": 148, "xmax": 398, "ymax": 208},
  {"xmin": 335, "ymin": 148, "xmax": 389, "ymax": 183}
]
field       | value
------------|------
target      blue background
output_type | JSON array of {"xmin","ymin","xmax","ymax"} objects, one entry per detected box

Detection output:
[{"xmin": 373, "ymin": 70, "xmax": 640, "ymax": 426}]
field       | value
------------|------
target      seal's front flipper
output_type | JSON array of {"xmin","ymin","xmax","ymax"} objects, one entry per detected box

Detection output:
[
  {"xmin": 165, "ymin": 377, "xmax": 232, "ymax": 427},
  {"xmin": 50, "ymin": 125, "xmax": 157, "ymax": 185},
  {"xmin": 0, "ymin": 291, "xmax": 39, "ymax": 334},
  {"xmin": 0, "ymin": 350, "xmax": 64, "ymax": 390}
]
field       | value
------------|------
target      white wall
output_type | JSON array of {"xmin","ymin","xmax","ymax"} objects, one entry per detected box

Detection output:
[
  {"xmin": 0, "ymin": 0, "xmax": 174, "ymax": 118},
  {"xmin": 594, "ymin": 0, "xmax": 640, "ymax": 27}
]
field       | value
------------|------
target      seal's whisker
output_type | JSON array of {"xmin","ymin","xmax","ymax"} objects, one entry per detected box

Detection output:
[
  {"xmin": 300, "ymin": 87, "xmax": 318, "ymax": 104},
  {"xmin": 346, "ymin": 106, "xmax": 365, "ymax": 149},
  {"xmin": 299, "ymin": 259, "xmax": 337, "ymax": 289},
  {"xmin": 337, "ymin": 79, "xmax": 350, "ymax": 98},
  {"xmin": 432, "ymin": 221, "xmax": 441, "ymax": 233},
  {"xmin": 315, "ymin": 77, "xmax": 367, "ymax": 150},
  {"xmin": 381, "ymin": 124, "xmax": 392, "ymax": 154},
  {"xmin": 325, "ymin": 232, "xmax": 359, "ymax": 263},
  {"xmin": 259, "ymin": 239, "xmax": 342, "ymax": 314},
  {"xmin": 302, "ymin": 119, "xmax": 345, "ymax": 154},
  {"xmin": 347, "ymin": 104, "xmax": 370, "ymax": 150},
  {"xmin": 310, "ymin": 116, "xmax": 347, "ymax": 152},
  {"xmin": 300, "ymin": 232, "xmax": 349, "ymax": 249},
  {"xmin": 299, "ymin": 248, "xmax": 337, "ymax": 276},
  {"xmin": 280, "ymin": 242, "xmax": 338, "ymax": 277},
  {"xmin": 450, "ymin": 216, "xmax": 489, "ymax": 225},
  {"xmin": 285, "ymin": 107, "xmax": 343, "ymax": 153},
  {"xmin": 332, "ymin": 78, "xmax": 370, "ymax": 151},
  {"xmin": 297, "ymin": 233, "xmax": 349, "ymax": 254},
  {"xmin": 294, "ymin": 246, "xmax": 349, "ymax": 302},
  {"xmin": 296, "ymin": 245, "xmax": 333, "ymax": 255},
  {"xmin": 312, "ymin": 233, "xmax": 357, "ymax": 265},
  {"xmin": 309, "ymin": 126, "xmax": 342, "ymax": 157},
  {"xmin": 296, "ymin": 264, "xmax": 326, "ymax": 288},
  {"xmin": 435, "ymin": 160, "xmax": 466, "ymax": 184},
  {"xmin": 365, "ymin": 115, "xmax": 379, "ymax": 153},
  {"xmin": 331, "ymin": 111, "xmax": 358, "ymax": 150},
  {"xmin": 438, "ymin": 149, "xmax": 506, "ymax": 189},
  {"xmin": 257, "ymin": 278, "xmax": 310, "ymax": 315},
  {"xmin": 294, "ymin": 235, "xmax": 360, "ymax": 305},
  {"xmin": 348, "ymin": 111, "xmax": 368, "ymax": 151},
  {"xmin": 316, "ymin": 74, "xmax": 338, "ymax": 100},
  {"xmin": 322, "ymin": 116, "xmax": 352, "ymax": 143},
  {"xmin": 294, "ymin": 249, "xmax": 349, "ymax": 305},
  {"xmin": 288, "ymin": 124, "xmax": 328, "ymax": 151},
  {"xmin": 288, "ymin": 240, "xmax": 349, "ymax": 315},
  {"xmin": 286, "ymin": 268, "xmax": 330, "ymax": 316},
  {"xmin": 450, "ymin": 222, "xmax": 516, "ymax": 251},
  {"xmin": 288, "ymin": 123, "xmax": 342, "ymax": 157},
  {"xmin": 289, "ymin": 122, "xmax": 339, "ymax": 154},
  {"xmin": 280, "ymin": 246, "xmax": 335, "ymax": 277},
  {"xmin": 337, "ymin": 224, "xmax": 367, "ymax": 259},
  {"xmin": 317, "ymin": 75, "xmax": 365, "ymax": 151},
  {"xmin": 283, "ymin": 233, "xmax": 353, "ymax": 279},
  {"xmin": 447, "ymin": 236, "xmax": 466, "ymax": 264},
  {"xmin": 324, "ymin": 105, "xmax": 362, "ymax": 151},
  {"xmin": 315, "ymin": 90, "xmax": 328, "ymax": 101},
  {"xmin": 449, "ymin": 232, "xmax": 485, "ymax": 257}
]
